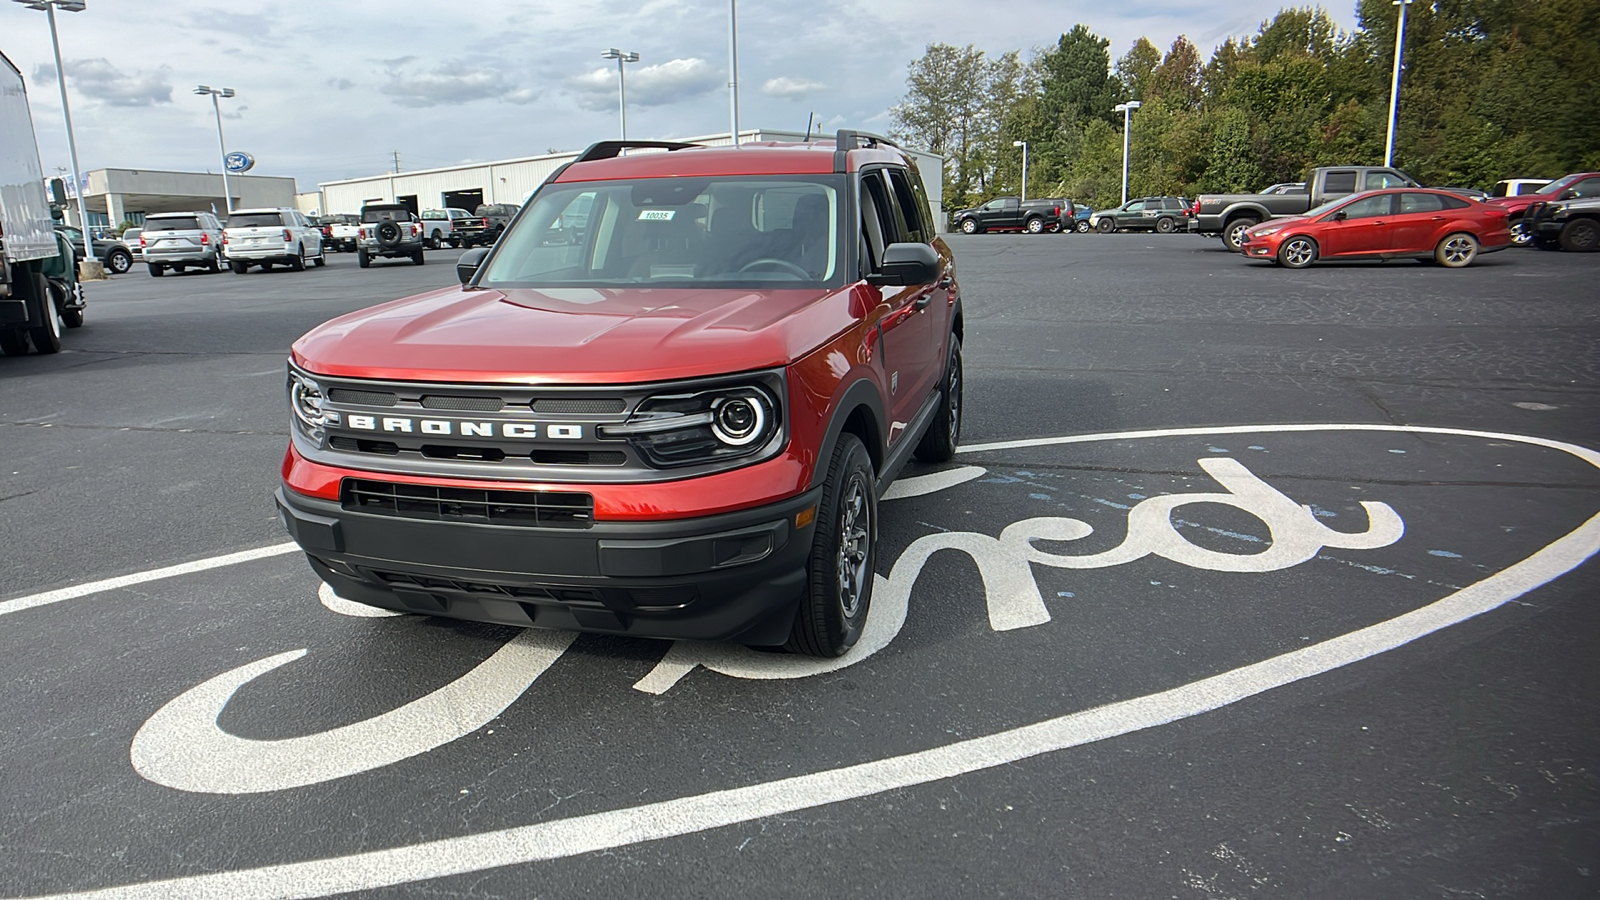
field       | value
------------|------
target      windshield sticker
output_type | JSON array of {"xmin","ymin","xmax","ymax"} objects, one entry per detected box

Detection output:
[{"xmin": 638, "ymin": 209, "xmax": 676, "ymax": 221}]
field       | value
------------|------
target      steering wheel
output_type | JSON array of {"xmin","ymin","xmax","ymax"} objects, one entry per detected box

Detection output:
[{"xmin": 738, "ymin": 258, "xmax": 810, "ymax": 279}]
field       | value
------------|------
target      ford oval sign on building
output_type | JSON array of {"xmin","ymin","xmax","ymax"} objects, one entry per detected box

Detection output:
[{"xmin": 223, "ymin": 151, "xmax": 255, "ymax": 173}]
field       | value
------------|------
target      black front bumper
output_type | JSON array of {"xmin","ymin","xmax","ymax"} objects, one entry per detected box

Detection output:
[{"xmin": 276, "ymin": 484, "xmax": 822, "ymax": 645}]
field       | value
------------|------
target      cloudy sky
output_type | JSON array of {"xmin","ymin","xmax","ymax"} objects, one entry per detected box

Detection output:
[{"xmin": 2, "ymin": 1, "xmax": 1360, "ymax": 191}]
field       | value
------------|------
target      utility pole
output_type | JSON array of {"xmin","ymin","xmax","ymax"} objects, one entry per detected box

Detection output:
[
  {"xmin": 1383, "ymin": 0, "xmax": 1414, "ymax": 167},
  {"xmin": 392, "ymin": 151, "xmax": 401, "ymax": 174},
  {"xmin": 727, "ymin": 0, "xmax": 741, "ymax": 146}
]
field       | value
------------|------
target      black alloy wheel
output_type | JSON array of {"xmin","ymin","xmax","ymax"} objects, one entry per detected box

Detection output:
[
  {"xmin": 787, "ymin": 433, "xmax": 876, "ymax": 658},
  {"xmin": 1559, "ymin": 218, "xmax": 1599, "ymax": 252}
]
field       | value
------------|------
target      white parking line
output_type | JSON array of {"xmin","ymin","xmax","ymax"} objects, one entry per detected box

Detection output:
[{"xmin": 0, "ymin": 543, "xmax": 298, "ymax": 619}]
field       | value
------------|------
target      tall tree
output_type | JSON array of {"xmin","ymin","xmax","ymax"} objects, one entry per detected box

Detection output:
[
  {"xmin": 1115, "ymin": 37, "xmax": 1161, "ymax": 102},
  {"xmin": 1037, "ymin": 25, "xmax": 1120, "ymax": 127},
  {"xmin": 1150, "ymin": 36, "xmax": 1204, "ymax": 109},
  {"xmin": 891, "ymin": 43, "xmax": 988, "ymax": 203}
]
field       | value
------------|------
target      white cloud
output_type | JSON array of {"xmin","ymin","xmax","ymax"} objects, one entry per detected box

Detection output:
[
  {"xmin": 570, "ymin": 57, "xmax": 723, "ymax": 111},
  {"xmin": 380, "ymin": 60, "xmax": 515, "ymax": 108},
  {"xmin": 37, "ymin": 58, "xmax": 172, "ymax": 107},
  {"xmin": 762, "ymin": 76, "xmax": 825, "ymax": 98}
]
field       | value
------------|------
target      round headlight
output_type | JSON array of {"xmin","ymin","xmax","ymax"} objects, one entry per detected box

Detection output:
[
  {"xmin": 290, "ymin": 373, "xmax": 326, "ymax": 427},
  {"xmin": 711, "ymin": 395, "xmax": 766, "ymax": 446}
]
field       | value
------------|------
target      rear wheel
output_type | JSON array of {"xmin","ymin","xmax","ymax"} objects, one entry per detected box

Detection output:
[
  {"xmin": 786, "ymin": 433, "xmax": 875, "ymax": 658},
  {"xmin": 1558, "ymin": 218, "xmax": 1600, "ymax": 252},
  {"xmin": 357, "ymin": 249, "xmax": 371, "ymax": 268},
  {"xmin": 1278, "ymin": 236, "xmax": 1318, "ymax": 269},
  {"xmin": 914, "ymin": 336, "xmax": 962, "ymax": 463},
  {"xmin": 412, "ymin": 249, "xmax": 426, "ymax": 265},
  {"xmin": 148, "ymin": 264, "xmax": 164, "ymax": 277},
  {"xmin": 1435, "ymin": 233, "xmax": 1478, "ymax": 267},
  {"xmin": 104, "ymin": 248, "xmax": 132, "ymax": 274},
  {"xmin": 230, "ymin": 260, "xmax": 248, "ymax": 274},
  {"xmin": 0, "ymin": 328, "xmax": 26, "ymax": 356},
  {"xmin": 289, "ymin": 246, "xmax": 306, "ymax": 271},
  {"xmin": 1224, "ymin": 217, "xmax": 1259, "ymax": 252},
  {"xmin": 1025, "ymin": 217, "xmax": 1045, "ymax": 234},
  {"xmin": 27, "ymin": 272, "xmax": 62, "ymax": 354},
  {"xmin": 1510, "ymin": 218, "xmax": 1533, "ymax": 246},
  {"xmin": 1156, "ymin": 216, "xmax": 1176, "ymax": 234},
  {"xmin": 1075, "ymin": 219, "xmax": 1091, "ymax": 233},
  {"xmin": 207, "ymin": 257, "xmax": 220, "ymax": 273}
]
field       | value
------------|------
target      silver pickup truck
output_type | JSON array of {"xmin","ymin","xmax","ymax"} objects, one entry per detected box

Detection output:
[{"xmin": 1193, "ymin": 167, "xmax": 1418, "ymax": 251}]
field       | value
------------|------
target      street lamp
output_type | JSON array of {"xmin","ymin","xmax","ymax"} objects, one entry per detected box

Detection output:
[
  {"xmin": 600, "ymin": 48, "xmax": 639, "ymax": 141},
  {"xmin": 1012, "ymin": 140, "xmax": 1028, "ymax": 202},
  {"xmin": 194, "ymin": 85, "xmax": 236, "ymax": 213},
  {"xmin": 1383, "ymin": 0, "xmax": 1414, "ymax": 167},
  {"xmin": 13, "ymin": 0, "xmax": 95, "ymax": 267},
  {"xmin": 728, "ymin": 0, "xmax": 741, "ymax": 146},
  {"xmin": 1113, "ymin": 100, "xmax": 1142, "ymax": 206}
]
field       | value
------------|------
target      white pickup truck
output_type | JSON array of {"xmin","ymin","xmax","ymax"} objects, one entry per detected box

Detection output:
[{"xmin": 417, "ymin": 208, "xmax": 475, "ymax": 249}]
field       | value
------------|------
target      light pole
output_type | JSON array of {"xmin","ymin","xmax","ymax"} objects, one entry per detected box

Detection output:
[
  {"xmin": 601, "ymin": 48, "xmax": 639, "ymax": 141},
  {"xmin": 1383, "ymin": 0, "xmax": 1414, "ymax": 167},
  {"xmin": 727, "ymin": 0, "xmax": 741, "ymax": 146},
  {"xmin": 1012, "ymin": 140, "xmax": 1029, "ymax": 201},
  {"xmin": 195, "ymin": 85, "xmax": 236, "ymax": 213},
  {"xmin": 14, "ymin": 0, "xmax": 94, "ymax": 266},
  {"xmin": 1114, "ymin": 100, "xmax": 1142, "ymax": 206}
]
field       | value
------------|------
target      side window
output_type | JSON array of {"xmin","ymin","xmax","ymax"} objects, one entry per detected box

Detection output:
[
  {"xmin": 1339, "ymin": 194, "xmax": 1392, "ymax": 219},
  {"xmin": 981, "ymin": 199, "xmax": 1003, "ymax": 211},
  {"xmin": 1125, "ymin": 200, "xmax": 1146, "ymax": 212},
  {"xmin": 1001, "ymin": 198, "xmax": 1019, "ymax": 210},
  {"xmin": 1398, "ymin": 192, "xmax": 1444, "ymax": 214},
  {"xmin": 1322, "ymin": 171, "xmax": 1358, "ymax": 194},
  {"xmin": 1365, "ymin": 171, "xmax": 1410, "ymax": 190},
  {"xmin": 1437, "ymin": 194, "xmax": 1471, "ymax": 210},
  {"xmin": 1571, "ymin": 177, "xmax": 1600, "ymax": 199},
  {"xmin": 859, "ymin": 171, "xmax": 903, "ymax": 272},
  {"xmin": 905, "ymin": 169, "xmax": 937, "ymax": 241},
  {"xmin": 886, "ymin": 167, "xmax": 929, "ymax": 244}
]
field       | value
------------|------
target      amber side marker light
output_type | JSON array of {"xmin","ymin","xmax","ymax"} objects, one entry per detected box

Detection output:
[{"xmin": 795, "ymin": 506, "xmax": 817, "ymax": 529}]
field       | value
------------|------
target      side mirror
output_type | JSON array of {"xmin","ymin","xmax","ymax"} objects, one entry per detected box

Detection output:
[
  {"xmin": 457, "ymin": 247, "xmax": 490, "ymax": 285},
  {"xmin": 1561, "ymin": 189, "xmax": 1580, "ymax": 201},
  {"xmin": 867, "ymin": 242, "xmax": 939, "ymax": 287},
  {"xmin": 1331, "ymin": 210, "xmax": 1348, "ymax": 221}
]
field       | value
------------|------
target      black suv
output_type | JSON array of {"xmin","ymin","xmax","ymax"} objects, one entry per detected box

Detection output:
[
  {"xmin": 1092, "ymin": 196, "xmax": 1191, "ymax": 233},
  {"xmin": 463, "ymin": 203, "xmax": 520, "ymax": 247}
]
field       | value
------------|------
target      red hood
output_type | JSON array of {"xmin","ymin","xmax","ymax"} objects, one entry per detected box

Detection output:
[
  {"xmin": 1487, "ymin": 195, "xmax": 1548, "ymax": 213},
  {"xmin": 291, "ymin": 285, "xmax": 845, "ymax": 384}
]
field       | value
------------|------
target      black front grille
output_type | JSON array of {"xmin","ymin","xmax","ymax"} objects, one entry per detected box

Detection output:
[
  {"xmin": 532, "ymin": 398, "xmax": 626, "ymax": 414},
  {"xmin": 372, "ymin": 569, "xmax": 605, "ymax": 604},
  {"xmin": 530, "ymin": 449, "xmax": 627, "ymax": 466},
  {"xmin": 328, "ymin": 388, "xmax": 397, "ymax": 406},
  {"xmin": 422, "ymin": 395, "xmax": 504, "ymax": 411},
  {"xmin": 343, "ymin": 479, "xmax": 593, "ymax": 529}
]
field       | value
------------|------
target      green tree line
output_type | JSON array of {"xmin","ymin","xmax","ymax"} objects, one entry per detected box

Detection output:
[{"xmin": 891, "ymin": 1, "xmax": 1600, "ymax": 213}]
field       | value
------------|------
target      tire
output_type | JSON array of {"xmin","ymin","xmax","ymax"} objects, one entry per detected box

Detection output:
[
  {"xmin": 1434, "ymin": 233, "xmax": 1479, "ymax": 267},
  {"xmin": 959, "ymin": 218, "xmax": 979, "ymax": 235},
  {"xmin": 1558, "ymin": 218, "xmax": 1600, "ymax": 252},
  {"xmin": 413, "ymin": 249, "xmax": 426, "ymax": 265},
  {"xmin": 230, "ymin": 260, "xmax": 248, "ymax": 274},
  {"xmin": 1075, "ymin": 219, "xmax": 1091, "ymax": 233},
  {"xmin": 426, "ymin": 230, "xmax": 441, "ymax": 250},
  {"xmin": 1531, "ymin": 234, "xmax": 1559, "ymax": 251},
  {"xmin": 357, "ymin": 248, "xmax": 371, "ymax": 268},
  {"xmin": 0, "ymin": 328, "xmax": 26, "ymax": 356},
  {"xmin": 27, "ymin": 271, "xmax": 62, "ymax": 354},
  {"xmin": 261, "ymin": 261, "xmax": 273, "ymax": 271},
  {"xmin": 207, "ymin": 257, "xmax": 221, "ymax": 273},
  {"xmin": 54, "ymin": 281, "xmax": 84, "ymax": 328},
  {"xmin": 104, "ymin": 248, "xmax": 133, "ymax": 274},
  {"xmin": 1277, "ymin": 236, "xmax": 1318, "ymax": 269},
  {"xmin": 786, "ymin": 432, "xmax": 876, "ymax": 658},
  {"xmin": 1223, "ymin": 217, "xmax": 1259, "ymax": 252},
  {"xmin": 148, "ymin": 264, "xmax": 164, "ymax": 277},
  {"xmin": 914, "ymin": 335, "xmax": 962, "ymax": 463},
  {"xmin": 315, "ymin": 245, "xmax": 327, "ymax": 267},
  {"xmin": 1096, "ymin": 218, "xmax": 1115, "ymax": 233},
  {"xmin": 1025, "ymin": 217, "xmax": 1045, "ymax": 234},
  {"xmin": 289, "ymin": 246, "xmax": 306, "ymax": 271},
  {"xmin": 1156, "ymin": 216, "xmax": 1176, "ymax": 234},
  {"xmin": 1509, "ymin": 218, "xmax": 1533, "ymax": 247}
]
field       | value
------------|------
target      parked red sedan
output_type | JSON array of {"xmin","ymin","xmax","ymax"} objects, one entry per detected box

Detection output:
[{"xmin": 1238, "ymin": 188, "xmax": 1511, "ymax": 269}]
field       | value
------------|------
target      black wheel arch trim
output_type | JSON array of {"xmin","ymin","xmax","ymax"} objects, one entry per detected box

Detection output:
[{"xmin": 808, "ymin": 378, "xmax": 887, "ymax": 493}]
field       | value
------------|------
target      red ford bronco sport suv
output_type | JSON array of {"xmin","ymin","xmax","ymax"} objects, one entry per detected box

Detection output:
[{"xmin": 276, "ymin": 131, "xmax": 962, "ymax": 657}]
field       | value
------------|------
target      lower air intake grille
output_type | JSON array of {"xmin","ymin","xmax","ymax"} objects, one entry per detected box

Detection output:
[
  {"xmin": 531, "ymin": 398, "xmax": 626, "ymax": 414},
  {"xmin": 343, "ymin": 479, "xmax": 593, "ymax": 529}
]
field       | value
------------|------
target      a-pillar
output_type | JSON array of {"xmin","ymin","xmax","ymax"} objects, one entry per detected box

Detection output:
[{"xmin": 105, "ymin": 192, "xmax": 126, "ymax": 229}]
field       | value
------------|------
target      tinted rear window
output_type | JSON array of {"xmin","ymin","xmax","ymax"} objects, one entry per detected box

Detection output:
[
  {"xmin": 363, "ymin": 209, "xmax": 407, "ymax": 223},
  {"xmin": 228, "ymin": 213, "xmax": 283, "ymax": 228},
  {"xmin": 145, "ymin": 216, "xmax": 202, "ymax": 232}
]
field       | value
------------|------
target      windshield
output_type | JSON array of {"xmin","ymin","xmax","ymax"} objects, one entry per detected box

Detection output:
[
  {"xmin": 1302, "ymin": 191, "xmax": 1373, "ymax": 219},
  {"xmin": 227, "ymin": 213, "xmax": 283, "ymax": 228},
  {"xmin": 144, "ymin": 216, "xmax": 200, "ymax": 232},
  {"xmin": 1536, "ymin": 174, "xmax": 1585, "ymax": 195},
  {"xmin": 478, "ymin": 175, "xmax": 843, "ymax": 289},
  {"xmin": 420, "ymin": 210, "xmax": 447, "ymax": 219}
]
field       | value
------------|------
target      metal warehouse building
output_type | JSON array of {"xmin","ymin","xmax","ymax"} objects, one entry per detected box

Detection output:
[{"xmin": 307, "ymin": 129, "xmax": 947, "ymax": 230}]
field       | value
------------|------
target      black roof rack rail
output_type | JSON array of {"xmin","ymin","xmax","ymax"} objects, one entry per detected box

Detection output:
[
  {"xmin": 574, "ymin": 140, "xmax": 699, "ymax": 163},
  {"xmin": 833, "ymin": 129, "xmax": 903, "ymax": 172}
]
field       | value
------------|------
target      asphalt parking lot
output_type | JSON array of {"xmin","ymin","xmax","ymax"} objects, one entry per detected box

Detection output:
[{"xmin": 1, "ymin": 235, "xmax": 1597, "ymax": 899}]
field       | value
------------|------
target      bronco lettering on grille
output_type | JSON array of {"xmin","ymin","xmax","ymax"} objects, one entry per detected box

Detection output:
[{"xmin": 343, "ymin": 416, "xmax": 584, "ymax": 440}]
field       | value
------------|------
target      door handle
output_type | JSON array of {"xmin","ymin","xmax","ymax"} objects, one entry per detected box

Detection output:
[
  {"xmin": 914, "ymin": 294, "xmax": 933, "ymax": 311},
  {"xmin": 1430, "ymin": 216, "xmax": 1445, "ymax": 221}
]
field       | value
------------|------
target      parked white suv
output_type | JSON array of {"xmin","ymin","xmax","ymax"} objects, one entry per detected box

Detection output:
[
  {"xmin": 141, "ymin": 211, "xmax": 224, "ymax": 276},
  {"xmin": 223, "ymin": 208, "xmax": 325, "ymax": 273}
]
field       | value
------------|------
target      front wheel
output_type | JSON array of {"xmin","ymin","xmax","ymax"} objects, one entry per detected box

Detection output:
[
  {"xmin": 104, "ymin": 248, "xmax": 133, "ymax": 274},
  {"xmin": 1435, "ymin": 232, "xmax": 1478, "ymax": 267},
  {"xmin": 27, "ymin": 272, "xmax": 62, "ymax": 354},
  {"xmin": 1558, "ymin": 218, "xmax": 1600, "ymax": 252},
  {"xmin": 1096, "ymin": 218, "xmax": 1115, "ymax": 233},
  {"xmin": 314, "ymin": 245, "xmax": 327, "ymax": 267},
  {"xmin": 959, "ymin": 218, "xmax": 979, "ymax": 234},
  {"xmin": 1278, "ymin": 236, "xmax": 1319, "ymax": 269},
  {"xmin": 1510, "ymin": 218, "xmax": 1533, "ymax": 247},
  {"xmin": 914, "ymin": 335, "xmax": 962, "ymax": 463},
  {"xmin": 1075, "ymin": 219, "xmax": 1091, "ymax": 233},
  {"xmin": 787, "ymin": 433, "xmax": 876, "ymax": 658}
]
